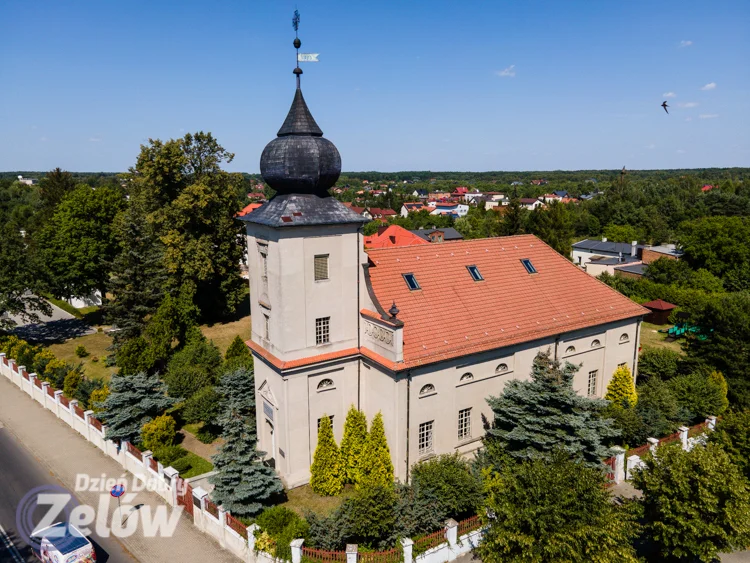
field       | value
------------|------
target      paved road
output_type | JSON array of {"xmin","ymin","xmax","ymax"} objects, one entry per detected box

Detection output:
[
  {"xmin": 7, "ymin": 298, "xmax": 95, "ymax": 344},
  {"xmin": 0, "ymin": 421, "xmax": 136, "ymax": 563}
]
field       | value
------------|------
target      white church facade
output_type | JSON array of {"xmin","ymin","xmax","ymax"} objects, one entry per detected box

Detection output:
[{"xmin": 240, "ymin": 71, "xmax": 647, "ymax": 489}]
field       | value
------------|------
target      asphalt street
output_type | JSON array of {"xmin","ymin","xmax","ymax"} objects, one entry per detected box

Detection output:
[{"xmin": 0, "ymin": 421, "xmax": 137, "ymax": 563}]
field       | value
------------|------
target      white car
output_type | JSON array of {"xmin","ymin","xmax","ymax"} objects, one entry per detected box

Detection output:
[{"xmin": 32, "ymin": 522, "xmax": 96, "ymax": 563}]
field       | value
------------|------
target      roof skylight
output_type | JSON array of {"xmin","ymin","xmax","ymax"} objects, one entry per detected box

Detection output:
[
  {"xmin": 466, "ymin": 265, "xmax": 483, "ymax": 281},
  {"xmin": 403, "ymin": 273, "xmax": 420, "ymax": 291},
  {"xmin": 521, "ymin": 258, "xmax": 537, "ymax": 274}
]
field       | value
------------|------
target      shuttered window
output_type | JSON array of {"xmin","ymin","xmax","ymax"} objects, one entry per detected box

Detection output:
[{"xmin": 314, "ymin": 255, "xmax": 329, "ymax": 281}]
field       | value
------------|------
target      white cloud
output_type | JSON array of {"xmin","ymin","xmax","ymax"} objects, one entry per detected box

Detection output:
[
  {"xmin": 699, "ymin": 114, "xmax": 719, "ymax": 119},
  {"xmin": 685, "ymin": 117, "xmax": 693, "ymax": 122},
  {"xmin": 676, "ymin": 149, "xmax": 686, "ymax": 154},
  {"xmin": 89, "ymin": 137, "xmax": 102, "ymax": 142},
  {"xmin": 679, "ymin": 40, "xmax": 693, "ymax": 47},
  {"xmin": 663, "ymin": 92, "xmax": 676, "ymax": 98},
  {"xmin": 40, "ymin": 136, "xmax": 48, "ymax": 142},
  {"xmin": 677, "ymin": 102, "xmax": 699, "ymax": 108},
  {"xmin": 645, "ymin": 143, "xmax": 656, "ymax": 149},
  {"xmin": 495, "ymin": 65, "xmax": 516, "ymax": 78},
  {"xmin": 700, "ymin": 82, "xmax": 716, "ymax": 91}
]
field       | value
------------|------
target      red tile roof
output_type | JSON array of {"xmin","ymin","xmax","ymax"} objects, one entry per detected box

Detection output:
[
  {"xmin": 236, "ymin": 203, "xmax": 263, "ymax": 217},
  {"xmin": 364, "ymin": 225, "xmax": 429, "ymax": 249},
  {"xmin": 368, "ymin": 207, "xmax": 397, "ymax": 216},
  {"xmin": 641, "ymin": 299, "xmax": 676, "ymax": 311},
  {"xmin": 365, "ymin": 235, "xmax": 647, "ymax": 369}
]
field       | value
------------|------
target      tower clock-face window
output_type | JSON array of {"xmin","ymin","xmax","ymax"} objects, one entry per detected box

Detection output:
[{"xmin": 314, "ymin": 255, "xmax": 329, "ymax": 281}]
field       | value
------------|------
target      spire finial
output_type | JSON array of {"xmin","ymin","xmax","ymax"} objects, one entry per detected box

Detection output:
[{"xmin": 292, "ymin": 9, "xmax": 302, "ymax": 88}]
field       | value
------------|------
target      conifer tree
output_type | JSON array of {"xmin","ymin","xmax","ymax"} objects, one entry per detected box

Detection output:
[
  {"xmin": 500, "ymin": 187, "xmax": 525, "ymax": 236},
  {"xmin": 210, "ymin": 387, "xmax": 283, "ymax": 517},
  {"xmin": 339, "ymin": 406, "xmax": 368, "ymax": 484},
  {"xmin": 359, "ymin": 412, "xmax": 394, "ymax": 489},
  {"xmin": 99, "ymin": 371, "xmax": 177, "ymax": 442},
  {"xmin": 485, "ymin": 350, "xmax": 619, "ymax": 469},
  {"xmin": 605, "ymin": 364, "xmax": 638, "ymax": 408},
  {"xmin": 224, "ymin": 335, "xmax": 254, "ymax": 371},
  {"xmin": 310, "ymin": 414, "xmax": 344, "ymax": 496}
]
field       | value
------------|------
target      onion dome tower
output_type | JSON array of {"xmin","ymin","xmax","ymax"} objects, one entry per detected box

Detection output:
[{"xmin": 242, "ymin": 16, "xmax": 365, "ymax": 228}]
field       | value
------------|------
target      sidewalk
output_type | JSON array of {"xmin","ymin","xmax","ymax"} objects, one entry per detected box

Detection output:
[{"xmin": 0, "ymin": 375, "xmax": 238, "ymax": 563}]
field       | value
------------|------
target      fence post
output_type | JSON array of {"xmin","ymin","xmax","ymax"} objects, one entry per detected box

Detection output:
[
  {"xmin": 41, "ymin": 382, "xmax": 50, "ymax": 408},
  {"xmin": 706, "ymin": 416, "xmax": 717, "ymax": 431},
  {"xmin": 345, "ymin": 544, "xmax": 357, "ymax": 563},
  {"xmin": 445, "ymin": 519, "xmax": 458, "ymax": 560},
  {"xmin": 626, "ymin": 455, "xmax": 642, "ymax": 480},
  {"xmin": 647, "ymin": 437, "xmax": 659, "ymax": 455},
  {"xmin": 0, "ymin": 353, "xmax": 5, "ymax": 378},
  {"xmin": 402, "ymin": 537, "xmax": 414, "ymax": 563},
  {"xmin": 247, "ymin": 523, "xmax": 260, "ymax": 553},
  {"xmin": 291, "ymin": 539, "xmax": 305, "ymax": 563},
  {"xmin": 163, "ymin": 466, "xmax": 179, "ymax": 507},
  {"xmin": 53, "ymin": 390, "xmax": 64, "ymax": 418},
  {"xmin": 679, "ymin": 426, "xmax": 689, "ymax": 450},
  {"xmin": 120, "ymin": 439, "xmax": 130, "ymax": 469},
  {"xmin": 83, "ymin": 410, "xmax": 95, "ymax": 441},
  {"xmin": 28, "ymin": 372, "xmax": 37, "ymax": 397},
  {"xmin": 192, "ymin": 486, "xmax": 209, "ymax": 531},
  {"xmin": 218, "ymin": 506, "xmax": 227, "ymax": 548},
  {"xmin": 69, "ymin": 399, "xmax": 79, "ymax": 420},
  {"xmin": 611, "ymin": 447, "xmax": 626, "ymax": 484},
  {"xmin": 141, "ymin": 450, "xmax": 154, "ymax": 488}
]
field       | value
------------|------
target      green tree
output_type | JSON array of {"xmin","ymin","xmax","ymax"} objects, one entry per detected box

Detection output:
[
  {"xmin": 633, "ymin": 377, "xmax": 681, "ymax": 440},
  {"xmin": 310, "ymin": 414, "xmax": 344, "ymax": 496},
  {"xmin": 339, "ymin": 406, "xmax": 368, "ymax": 485},
  {"xmin": 527, "ymin": 201, "xmax": 574, "ymax": 256},
  {"xmin": 125, "ymin": 132, "xmax": 246, "ymax": 319},
  {"xmin": 358, "ymin": 412, "xmax": 394, "ymax": 489},
  {"xmin": 116, "ymin": 336, "xmax": 156, "ymax": 375},
  {"xmin": 632, "ymin": 443, "xmax": 750, "ymax": 562},
  {"xmin": 163, "ymin": 328, "xmax": 222, "ymax": 398},
  {"xmin": 99, "ymin": 371, "xmax": 176, "ymax": 442},
  {"xmin": 181, "ymin": 385, "xmax": 222, "ymax": 425},
  {"xmin": 601, "ymin": 223, "xmax": 643, "ymax": 243},
  {"xmin": 141, "ymin": 414, "xmax": 177, "ymax": 451},
  {"xmin": 63, "ymin": 370, "xmax": 82, "ymax": 399},
  {"xmin": 410, "ymin": 453, "xmax": 482, "ymax": 520},
  {"xmin": 500, "ymin": 188, "xmax": 525, "ymax": 236},
  {"xmin": 224, "ymin": 335, "xmax": 254, "ymax": 371},
  {"xmin": 708, "ymin": 409, "xmax": 750, "ymax": 479},
  {"xmin": 37, "ymin": 184, "xmax": 126, "ymax": 301},
  {"xmin": 485, "ymin": 350, "xmax": 619, "ymax": 468},
  {"xmin": 209, "ymin": 372, "xmax": 283, "ymax": 517},
  {"xmin": 38, "ymin": 168, "xmax": 76, "ymax": 214},
  {"xmin": 477, "ymin": 451, "xmax": 638, "ymax": 563},
  {"xmin": 605, "ymin": 364, "xmax": 637, "ymax": 408},
  {"xmin": 216, "ymin": 367, "xmax": 256, "ymax": 434},
  {"xmin": 0, "ymin": 224, "xmax": 51, "ymax": 330},
  {"xmin": 668, "ymin": 371, "xmax": 728, "ymax": 423},
  {"xmin": 636, "ymin": 348, "xmax": 681, "ymax": 383}
]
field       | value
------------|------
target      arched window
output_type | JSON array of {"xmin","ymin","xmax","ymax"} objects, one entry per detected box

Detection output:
[
  {"xmin": 565, "ymin": 346, "xmax": 576, "ymax": 354},
  {"xmin": 619, "ymin": 333, "xmax": 630, "ymax": 343},
  {"xmin": 460, "ymin": 372, "xmax": 473, "ymax": 382},
  {"xmin": 419, "ymin": 384, "xmax": 435, "ymax": 396},
  {"xmin": 495, "ymin": 363, "xmax": 508, "ymax": 374},
  {"xmin": 591, "ymin": 339, "xmax": 601, "ymax": 348},
  {"xmin": 317, "ymin": 378, "xmax": 334, "ymax": 390}
]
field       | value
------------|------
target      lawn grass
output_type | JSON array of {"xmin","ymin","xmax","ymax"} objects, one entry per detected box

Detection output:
[
  {"xmin": 48, "ymin": 331, "xmax": 117, "ymax": 382},
  {"xmin": 639, "ymin": 321, "xmax": 684, "ymax": 354},
  {"xmin": 42, "ymin": 294, "xmax": 83, "ymax": 319},
  {"xmin": 179, "ymin": 452, "xmax": 214, "ymax": 478},
  {"xmin": 279, "ymin": 484, "xmax": 355, "ymax": 517},
  {"xmin": 201, "ymin": 313, "xmax": 251, "ymax": 355}
]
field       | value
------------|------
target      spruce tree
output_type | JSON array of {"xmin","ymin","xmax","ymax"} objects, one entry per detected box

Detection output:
[
  {"xmin": 216, "ymin": 367, "xmax": 256, "ymax": 435},
  {"xmin": 359, "ymin": 412, "xmax": 394, "ymax": 489},
  {"xmin": 605, "ymin": 364, "xmax": 638, "ymax": 408},
  {"xmin": 485, "ymin": 350, "xmax": 619, "ymax": 469},
  {"xmin": 340, "ymin": 406, "xmax": 368, "ymax": 484},
  {"xmin": 99, "ymin": 371, "xmax": 177, "ymax": 442},
  {"xmin": 210, "ymin": 384, "xmax": 283, "ymax": 517},
  {"xmin": 500, "ymin": 187, "xmax": 525, "ymax": 236},
  {"xmin": 224, "ymin": 335, "xmax": 254, "ymax": 371},
  {"xmin": 310, "ymin": 414, "xmax": 343, "ymax": 496}
]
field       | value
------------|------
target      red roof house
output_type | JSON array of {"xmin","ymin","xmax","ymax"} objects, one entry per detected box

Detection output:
[{"xmin": 364, "ymin": 225, "xmax": 430, "ymax": 249}]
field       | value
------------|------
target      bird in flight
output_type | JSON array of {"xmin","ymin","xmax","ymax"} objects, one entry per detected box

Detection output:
[{"xmin": 661, "ymin": 101, "xmax": 669, "ymax": 114}]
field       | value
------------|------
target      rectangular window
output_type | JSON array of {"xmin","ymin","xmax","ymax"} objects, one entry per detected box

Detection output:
[
  {"xmin": 259, "ymin": 247, "xmax": 268, "ymax": 282},
  {"xmin": 418, "ymin": 421, "xmax": 434, "ymax": 456},
  {"xmin": 263, "ymin": 314, "xmax": 270, "ymax": 340},
  {"xmin": 458, "ymin": 408, "xmax": 472, "ymax": 440},
  {"xmin": 314, "ymin": 255, "xmax": 329, "ymax": 281},
  {"xmin": 466, "ymin": 265, "xmax": 483, "ymax": 281},
  {"xmin": 521, "ymin": 258, "xmax": 537, "ymax": 274},
  {"xmin": 317, "ymin": 415, "xmax": 334, "ymax": 430},
  {"xmin": 588, "ymin": 370, "xmax": 598, "ymax": 397},
  {"xmin": 316, "ymin": 317, "xmax": 330, "ymax": 345},
  {"xmin": 403, "ymin": 273, "xmax": 420, "ymax": 291}
]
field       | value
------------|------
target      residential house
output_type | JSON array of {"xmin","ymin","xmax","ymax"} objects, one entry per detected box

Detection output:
[
  {"xmin": 701, "ymin": 185, "xmax": 717, "ymax": 193},
  {"xmin": 553, "ymin": 190, "xmax": 569, "ymax": 198},
  {"xmin": 364, "ymin": 207, "xmax": 398, "ymax": 221},
  {"xmin": 411, "ymin": 227, "xmax": 465, "ymax": 243},
  {"xmin": 401, "ymin": 202, "xmax": 427, "ymax": 217},
  {"xmin": 236, "ymin": 202, "xmax": 264, "ymax": 217},
  {"xmin": 571, "ymin": 238, "xmax": 640, "ymax": 267},
  {"xmin": 412, "ymin": 189, "xmax": 429, "ymax": 199},
  {"xmin": 519, "ymin": 198, "xmax": 543, "ymax": 210},
  {"xmin": 430, "ymin": 202, "xmax": 469, "ymax": 218},
  {"xmin": 17, "ymin": 175, "xmax": 38, "ymax": 186},
  {"xmin": 364, "ymin": 225, "xmax": 430, "ymax": 249},
  {"xmin": 641, "ymin": 244, "xmax": 683, "ymax": 264}
]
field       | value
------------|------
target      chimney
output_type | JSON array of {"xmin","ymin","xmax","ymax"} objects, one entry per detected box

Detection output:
[
  {"xmin": 631, "ymin": 241, "xmax": 637, "ymax": 257},
  {"xmin": 602, "ymin": 237, "xmax": 608, "ymax": 242},
  {"xmin": 377, "ymin": 225, "xmax": 388, "ymax": 236}
]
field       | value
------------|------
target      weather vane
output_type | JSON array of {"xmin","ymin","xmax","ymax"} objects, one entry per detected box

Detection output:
[{"xmin": 291, "ymin": 9, "xmax": 319, "ymax": 88}]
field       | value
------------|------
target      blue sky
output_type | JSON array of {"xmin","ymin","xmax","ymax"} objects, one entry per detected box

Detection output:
[{"xmin": 1, "ymin": 0, "xmax": 748, "ymax": 172}]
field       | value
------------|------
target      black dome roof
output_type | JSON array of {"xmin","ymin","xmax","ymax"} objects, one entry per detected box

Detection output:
[{"xmin": 260, "ymin": 88, "xmax": 341, "ymax": 197}]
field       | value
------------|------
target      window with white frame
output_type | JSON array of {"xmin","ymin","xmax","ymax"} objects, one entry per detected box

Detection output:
[
  {"xmin": 591, "ymin": 339, "xmax": 601, "ymax": 347},
  {"xmin": 314, "ymin": 255, "xmax": 329, "ymax": 281},
  {"xmin": 460, "ymin": 372, "xmax": 473, "ymax": 382},
  {"xmin": 587, "ymin": 370, "xmax": 598, "ymax": 396},
  {"xmin": 263, "ymin": 314, "xmax": 270, "ymax": 340},
  {"xmin": 566, "ymin": 346, "xmax": 576, "ymax": 354},
  {"xmin": 315, "ymin": 317, "xmax": 330, "ymax": 345},
  {"xmin": 317, "ymin": 378, "xmax": 334, "ymax": 390},
  {"xmin": 619, "ymin": 333, "xmax": 630, "ymax": 343},
  {"xmin": 419, "ymin": 384, "xmax": 435, "ymax": 396},
  {"xmin": 418, "ymin": 421, "xmax": 434, "ymax": 456},
  {"xmin": 458, "ymin": 408, "xmax": 472, "ymax": 440},
  {"xmin": 495, "ymin": 363, "xmax": 509, "ymax": 374}
]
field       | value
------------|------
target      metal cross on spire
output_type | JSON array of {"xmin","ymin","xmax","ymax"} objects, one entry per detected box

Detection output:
[{"xmin": 292, "ymin": 9, "xmax": 303, "ymax": 88}]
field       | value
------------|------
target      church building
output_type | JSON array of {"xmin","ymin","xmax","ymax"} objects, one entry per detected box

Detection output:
[{"xmin": 240, "ymin": 53, "xmax": 647, "ymax": 488}]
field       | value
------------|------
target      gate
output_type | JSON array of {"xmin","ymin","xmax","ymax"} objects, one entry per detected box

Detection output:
[{"xmin": 176, "ymin": 477, "xmax": 194, "ymax": 516}]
